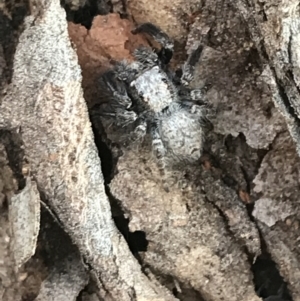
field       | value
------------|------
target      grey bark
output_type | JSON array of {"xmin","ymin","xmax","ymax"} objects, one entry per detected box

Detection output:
[
  {"xmin": 0, "ymin": 1, "xmax": 175, "ymax": 300},
  {"xmin": 1, "ymin": 0, "xmax": 300, "ymax": 300},
  {"xmin": 232, "ymin": 1, "xmax": 300, "ymax": 300}
]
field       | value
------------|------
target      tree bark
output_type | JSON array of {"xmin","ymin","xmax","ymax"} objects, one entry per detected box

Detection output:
[{"xmin": 0, "ymin": 0, "xmax": 300, "ymax": 300}]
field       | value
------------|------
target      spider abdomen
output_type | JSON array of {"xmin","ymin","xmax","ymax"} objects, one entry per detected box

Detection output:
[{"xmin": 160, "ymin": 109, "xmax": 204, "ymax": 163}]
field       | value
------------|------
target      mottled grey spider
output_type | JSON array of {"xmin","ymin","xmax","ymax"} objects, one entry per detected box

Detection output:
[{"xmin": 92, "ymin": 22, "xmax": 210, "ymax": 191}]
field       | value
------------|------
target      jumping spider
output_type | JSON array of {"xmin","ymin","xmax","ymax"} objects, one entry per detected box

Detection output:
[{"xmin": 92, "ymin": 23, "xmax": 210, "ymax": 191}]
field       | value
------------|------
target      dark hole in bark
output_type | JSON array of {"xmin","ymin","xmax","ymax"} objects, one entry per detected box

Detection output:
[
  {"xmin": 252, "ymin": 253, "xmax": 293, "ymax": 301},
  {"xmin": 105, "ymin": 186, "xmax": 149, "ymax": 256},
  {"xmin": 144, "ymin": 271, "xmax": 206, "ymax": 301},
  {"xmin": 76, "ymin": 273, "xmax": 101, "ymax": 301},
  {"xmin": 38, "ymin": 207, "xmax": 82, "ymax": 274},
  {"xmin": 60, "ymin": 0, "xmax": 112, "ymax": 29},
  {"xmin": 91, "ymin": 116, "xmax": 149, "ymax": 256},
  {"xmin": 114, "ymin": 215, "xmax": 148, "ymax": 253},
  {"xmin": 0, "ymin": 130, "xmax": 26, "ymax": 190},
  {"xmin": 223, "ymin": 133, "xmax": 268, "ymax": 191},
  {"xmin": 91, "ymin": 123, "xmax": 114, "ymax": 184},
  {"xmin": 172, "ymin": 282, "xmax": 206, "ymax": 301},
  {"xmin": 0, "ymin": 1, "xmax": 29, "ymax": 86}
]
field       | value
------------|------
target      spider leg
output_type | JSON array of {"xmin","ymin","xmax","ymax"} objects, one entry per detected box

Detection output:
[
  {"xmin": 190, "ymin": 89, "xmax": 204, "ymax": 101},
  {"xmin": 180, "ymin": 100, "xmax": 209, "ymax": 119},
  {"xmin": 132, "ymin": 23, "xmax": 174, "ymax": 64},
  {"xmin": 132, "ymin": 46, "xmax": 159, "ymax": 68},
  {"xmin": 114, "ymin": 109, "xmax": 138, "ymax": 127},
  {"xmin": 149, "ymin": 122, "xmax": 169, "ymax": 190},
  {"xmin": 179, "ymin": 100, "xmax": 213, "ymax": 130},
  {"xmin": 181, "ymin": 44, "xmax": 204, "ymax": 86},
  {"xmin": 180, "ymin": 100, "xmax": 207, "ymax": 115},
  {"xmin": 95, "ymin": 69, "xmax": 142, "ymax": 128},
  {"xmin": 131, "ymin": 117, "xmax": 148, "ymax": 141},
  {"xmin": 150, "ymin": 122, "xmax": 184, "ymax": 192},
  {"xmin": 98, "ymin": 69, "xmax": 132, "ymax": 108},
  {"xmin": 91, "ymin": 103, "xmax": 138, "ymax": 127}
]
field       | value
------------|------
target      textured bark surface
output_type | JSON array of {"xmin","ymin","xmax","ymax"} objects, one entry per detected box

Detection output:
[
  {"xmin": 0, "ymin": 1, "xmax": 175, "ymax": 300},
  {"xmin": 0, "ymin": 0, "xmax": 300, "ymax": 300},
  {"xmin": 231, "ymin": 2, "xmax": 300, "ymax": 300}
]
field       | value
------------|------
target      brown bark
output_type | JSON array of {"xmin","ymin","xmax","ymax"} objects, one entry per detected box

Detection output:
[{"xmin": 0, "ymin": 0, "xmax": 300, "ymax": 300}]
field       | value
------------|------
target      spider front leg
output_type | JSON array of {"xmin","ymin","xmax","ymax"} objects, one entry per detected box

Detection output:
[
  {"xmin": 179, "ymin": 100, "xmax": 207, "ymax": 115},
  {"xmin": 190, "ymin": 89, "xmax": 205, "ymax": 102},
  {"xmin": 131, "ymin": 117, "xmax": 147, "ymax": 142},
  {"xmin": 181, "ymin": 101, "xmax": 214, "ymax": 126},
  {"xmin": 98, "ymin": 69, "xmax": 132, "ymax": 108},
  {"xmin": 179, "ymin": 100, "xmax": 213, "ymax": 130},
  {"xmin": 132, "ymin": 23, "xmax": 174, "ymax": 64},
  {"xmin": 114, "ymin": 109, "xmax": 138, "ymax": 127},
  {"xmin": 181, "ymin": 44, "xmax": 204, "ymax": 86},
  {"xmin": 132, "ymin": 46, "xmax": 159, "ymax": 68},
  {"xmin": 91, "ymin": 103, "xmax": 138, "ymax": 128}
]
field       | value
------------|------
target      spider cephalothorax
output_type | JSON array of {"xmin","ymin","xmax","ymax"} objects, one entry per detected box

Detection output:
[{"xmin": 93, "ymin": 23, "xmax": 210, "ymax": 191}]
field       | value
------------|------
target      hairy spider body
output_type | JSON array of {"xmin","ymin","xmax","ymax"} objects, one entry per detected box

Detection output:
[
  {"xmin": 131, "ymin": 66, "xmax": 175, "ymax": 113},
  {"xmin": 93, "ymin": 23, "xmax": 209, "ymax": 190}
]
